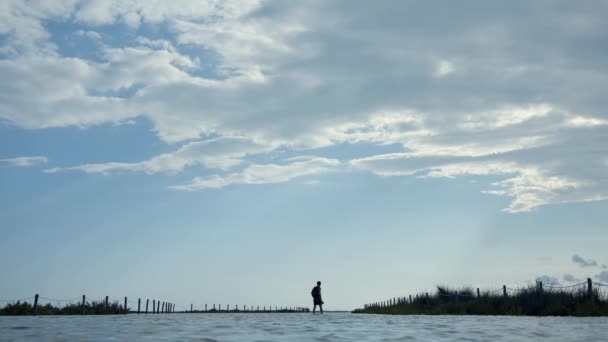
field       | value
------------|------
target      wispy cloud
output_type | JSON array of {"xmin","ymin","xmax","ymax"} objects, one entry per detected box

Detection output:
[
  {"xmin": 170, "ymin": 157, "xmax": 339, "ymax": 191},
  {"xmin": 572, "ymin": 254, "xmax": 599, "ymax": 268},
  {"xmin": 0, "ymin": 156, "xmax": 48, "ymax": 167},
  {"xmin": 44, "ymin": 137, "xmax": 273, "ymax": 174}
]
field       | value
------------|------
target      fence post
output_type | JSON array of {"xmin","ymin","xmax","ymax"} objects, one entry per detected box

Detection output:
[
  {"xmin": 503, "ymin": 285, "xmax": 507, "ymax": 298},
  {"xmin": 588, "ymin": 278, "xmax": 593, "ymax": 299},
  {"xmin": 205, "ymin": 304, "xmax": 207, "ymax": 311},
  {"xmin": 124, "ymin": 297, "xmax": 127, "ymax": 315},
  {"xmin": 157, "ymin": 300, "xmax": 160, "ymax": 313},
  {"xmin": 146, "ymin": 299, "xmax": 149, "ymax": 314},
  {"xmin": 153, "ymin": 300, "xmax": 156, "ymax": 314},
  {"xmin": 105, "ymin": 296, "xmax": 109, "ymax": 312},
  {"xmin": 138, "ymin": 298, "xmax": 141, "ymax": 314},
  {"xmin": 33, "ymin": 294, "xmax": 39, "ymax": 315},
  {"xmin": 477, "ymin": 288, "xmax": 480, "ymax": 299},
  {"xmin": 82, "ymin": 295, "xmax": 86, "ymax": 315}
]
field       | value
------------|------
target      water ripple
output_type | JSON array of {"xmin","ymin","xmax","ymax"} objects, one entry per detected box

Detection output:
[{"xmin": 0, "ymin": 313, "xmax": 607, "ymax": 341}]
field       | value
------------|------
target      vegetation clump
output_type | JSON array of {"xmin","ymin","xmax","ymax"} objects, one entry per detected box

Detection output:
[
  {"xmin": 0, "ymin": 300, "xmax": 126, "ymax": 315},
  {"xmin": 353, "ymin": 285, "xmax": 608, "ymax": 316}
]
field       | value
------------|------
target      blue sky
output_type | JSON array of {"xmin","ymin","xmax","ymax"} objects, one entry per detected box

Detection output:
[{"xmin": 1, "ymin": 1, "xmax": 608, "ymax": 310}]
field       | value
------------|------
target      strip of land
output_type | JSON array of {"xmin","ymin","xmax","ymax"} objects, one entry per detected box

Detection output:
[{"xmin": 353, "ymin": 285, "xmax": 608, "ymax": 316}]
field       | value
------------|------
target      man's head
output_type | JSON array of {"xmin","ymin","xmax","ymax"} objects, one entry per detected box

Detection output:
[{"xmin": 317, "ymin": 281, "xmax": 321, "ymax": 286}]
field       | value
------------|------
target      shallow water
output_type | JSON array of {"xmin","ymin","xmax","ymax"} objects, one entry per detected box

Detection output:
[{"xmin": 1, "ymin": 312, "xmax": 607, "ymax": 341}]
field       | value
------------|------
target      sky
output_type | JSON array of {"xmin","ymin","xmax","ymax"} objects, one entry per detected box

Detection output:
[{"xmin": 1, "ymin": 0, "xmax": 608, "ymax": 310}]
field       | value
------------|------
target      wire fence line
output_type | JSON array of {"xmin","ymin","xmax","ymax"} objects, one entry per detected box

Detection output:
[
  {"xmin": 363, "ymin": 277, "xmax": 605, "ymax": 310},
  {"xmin": 1, "ymin": 294, "xmax": 310, "ymax": 315},
  {"xmin": 38, "ymin": 296, "xmax": 82, "ymax": 302},
  {"xmin": 0, "ymin": 294, "xmax": 179, "ymax": 315}
]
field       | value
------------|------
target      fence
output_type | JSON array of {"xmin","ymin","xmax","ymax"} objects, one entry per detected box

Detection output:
[
  {"xmin": 0, "ymin": 294, "xmax": 177, "ymax": 315},
  {"xmin": 362, "ymin": 278, "xmax": 608, "ymax": 310},
  {"xmin": 0, "ymin": 294, "xmax": 310, "ymax": 315},
  {"xmin": 183, "ymin": 304, "xmax": 309, "ymax": 313}
]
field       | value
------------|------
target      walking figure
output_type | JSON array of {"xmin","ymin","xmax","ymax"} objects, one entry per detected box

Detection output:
[{"xmin": 311, "ymin": 281, "xmax": 323, "ymax": 314}]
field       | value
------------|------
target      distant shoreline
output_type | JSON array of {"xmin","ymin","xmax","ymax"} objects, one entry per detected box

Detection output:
[{"xmin": 353, "ymin": 283, "xmax": 608, "ymax": 317}]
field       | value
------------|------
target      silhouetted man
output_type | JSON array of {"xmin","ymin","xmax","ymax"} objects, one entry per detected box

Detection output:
[{"xmin": 311, "ymin": 281, "xmax": 323, "ymax": 314}]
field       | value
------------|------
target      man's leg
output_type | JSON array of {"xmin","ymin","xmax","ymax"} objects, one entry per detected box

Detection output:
[
  {"xmin": 313, "ymin": 304, "xmax": 316, "ymax": 314},
  {"xmin": 319, "ymin": 304, "xmax": 323, "ymax": 314}
]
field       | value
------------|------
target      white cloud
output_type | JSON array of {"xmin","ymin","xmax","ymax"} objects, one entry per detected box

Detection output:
[
  {"xmin": 170, "ymin": 157, "xmax": 339, "ymax": 191},
  {"xmin": 0, "ymin": 156, "xmax": 48, "ymax": 167},
  {"xmin": 434, "ymin": 60, "xmax": 454, "ymax": 78},
  {"xmin": 1, "ymin": 1, "xmax": 608, "ymax": 211},
  {"xmin": 75, "ymin": 29, "xmax": 102, "ymax": 41}
]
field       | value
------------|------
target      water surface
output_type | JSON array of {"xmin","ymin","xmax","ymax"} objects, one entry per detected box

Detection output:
[{"xmin": 1, "ymin": 312, "xmax": 607, "ymax": 341}]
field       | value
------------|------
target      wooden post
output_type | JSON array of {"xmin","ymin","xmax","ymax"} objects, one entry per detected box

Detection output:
[
  {"xmin": 105, "ymin": 296, "xmax": 109, "ymax": 312},
  {"xmin": 157, "ymin": 300, "xmax": 160, "ymax": 313},
  {"xmin": 588, "ymin": 278, "xmax": 593, "ymax": 299},
  {"xmin": 82, "ymin": 295, "xmax": 86, "ymax": 315},
  {"xmin": 146, "ymin": 299, "xmax": 149, "ymax": 314},
  {"xmin": 162, "ymin": 302, "xmax": 165, "ymax": 313},
  {"xmin": 477, "ymin": 288, "xmax": 480, "ymax": 299},
  {"xmin": 503, "ymin": 285, "xmax": 507, "ymax": 298},
  {"xmin": 124, "ymin": 297, "xmax": 127, "ymax": 315},
  {"xmin": 153, "ymin": 300, "xmax": 156, "ymax": 314},
  {"xmin": 205, "ymin": 304, "xmax": 207, "ymax": 311},
  {"xmin": 33, "ymin": 294, "xmax": 39, "ymax": 315},
  {"xmin": 138, "ymin": 298, "xmax": 141, "ymax": 314},
  {"xmin": 257, "ymin": 305, "xmax": 259, "ymax": 311}
]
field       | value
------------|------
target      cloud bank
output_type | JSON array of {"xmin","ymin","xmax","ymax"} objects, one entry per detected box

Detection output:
[{"xmin": 2, "ymin": 1, "xmax": 608, "ymax": 212}]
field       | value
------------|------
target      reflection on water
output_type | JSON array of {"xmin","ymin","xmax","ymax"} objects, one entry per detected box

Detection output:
[{"xmin": 1, "ymin": 312, "xmax": 607, "ymax": 341}]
